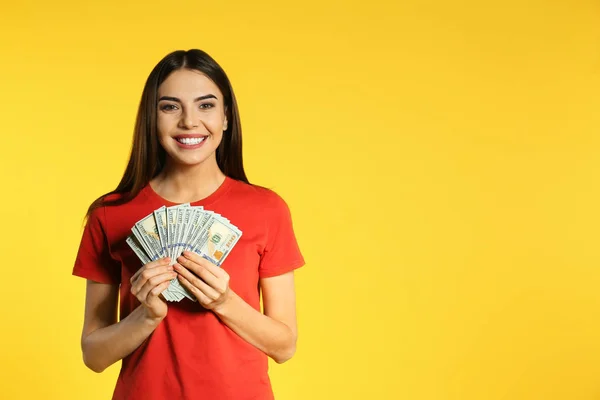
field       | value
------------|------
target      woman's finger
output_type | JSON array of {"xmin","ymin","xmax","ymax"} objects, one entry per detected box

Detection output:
[
  {"xmin": 137, "ymin": 271, "xmax": 177, "ymax": 302},
  {"xmin": 175, "ymin": 259, "xmax": 222, "ymax": 291},
  {"xmin": 177, "ymin": 274, "xmax": 213, "ymax": 304},
  {"xmin": 130, "ymin": 257, "xmax": 171, "ymax": 284},
  {"xmin": 130, "ymin": 258, "xmax": 168, "ymax": 284},
  {"xmin": 174, "ymin": 255, "xmax": 203, "ymax": 277},
  {"xmin": 147, "ymin": 280, "xmax": 172, "ymax": 303},
  {"xmin": 182, "ymin": 251, "xmax": 225, "ymax": 279},
  {"xmin": 176, "ymin": 266, "xmax": 221, "ymax": 300},
  {"xmin": 131, "ymin": 264, "xmax": 174, "ymax": 295}
]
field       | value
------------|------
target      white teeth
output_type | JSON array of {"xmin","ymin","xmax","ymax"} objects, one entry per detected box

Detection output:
[{"xmin": 177, "ymin": 137, "xmax": 206, "ymax": 145}]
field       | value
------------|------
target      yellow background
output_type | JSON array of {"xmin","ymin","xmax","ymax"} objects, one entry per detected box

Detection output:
[{"xmin": 1, "ymin": 0, "xmax": 599, "ymax": 399}]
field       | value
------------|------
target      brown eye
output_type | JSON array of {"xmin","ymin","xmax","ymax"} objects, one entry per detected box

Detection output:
[
  {"xmin": 199, "ymin": 103, "xmax": 215, "ymax": 110},
  {"xmin": 160, "ymin": 104, "xmax": 178, "ymax": 111}
]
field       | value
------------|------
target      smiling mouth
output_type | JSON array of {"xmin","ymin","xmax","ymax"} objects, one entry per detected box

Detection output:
[{"xmin": 175, "ymin": 136, "xmax": 207, "ymax": 145}]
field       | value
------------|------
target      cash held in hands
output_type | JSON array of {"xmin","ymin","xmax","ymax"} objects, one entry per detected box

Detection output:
[{"xmin": 127, "ymin": 204, "xmax": 242, "ymax": 302}]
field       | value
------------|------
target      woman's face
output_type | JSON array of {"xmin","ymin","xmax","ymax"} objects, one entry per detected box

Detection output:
[{"xmin": 156, "ymin": 68, "xmax": 228, "ymax": 168}]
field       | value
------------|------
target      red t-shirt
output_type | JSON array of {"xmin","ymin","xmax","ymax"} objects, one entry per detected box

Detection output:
[{"xmin": 72, "ymin": 176, "xmax": 305, "ymax": 400}]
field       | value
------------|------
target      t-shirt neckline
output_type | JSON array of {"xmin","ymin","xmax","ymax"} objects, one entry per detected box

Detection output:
[{"xmin": 143, "ymin": 175, "xmax": 233, "ymax": 207}]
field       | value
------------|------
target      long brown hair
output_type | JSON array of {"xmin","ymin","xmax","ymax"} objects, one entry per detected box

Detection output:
[{"xmin": 87, "ymin": 49, "xmax": 249, "ymax": 217}]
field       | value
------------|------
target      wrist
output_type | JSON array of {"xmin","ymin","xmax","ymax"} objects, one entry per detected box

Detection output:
[
  {"xmin": 212, "ymin": 290, "xmax": 237, "ymax": 317},
  {"xmin": 135, "ymin": 305, "xmax": 164, "ymax": 328}
]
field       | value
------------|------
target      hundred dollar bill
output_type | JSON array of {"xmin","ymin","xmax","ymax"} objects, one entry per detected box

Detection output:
[
  {"xmin": 135, "ymin": 213, "xmax": 165, "ymax": 261},
  {"xmin": 170, "ymin": 279, "xmax": 194, "ymax": 300},
  {"xmin": 193, "ymin": 217, "xmax": 242, "ymax": 266},
  {"xmin": 131, "ymin": 225, "xmax": 155, "ymax": 260},
  {"xmin": 126, "ymin": 235, "xmax": 151, "ymax": 265},
  {"xmin": 166, "ymin": 207, "xmax": 177, "ymax": 260},
  {"xmin": 173, "ymin": 207, "xmax": 185, "ymax": 260},
  {"xmin": 175, "ymin": 208, "xmax": 209, "ymax": 302},
  {"xmin": 168, "ymin": 210, "xmax": 196, "ymax": 301},
  {"xmin": 183, "ymin": 209, "xmax": 202, "ymax": 252},
  {"xmin": 176, "ymin": 208, "xmax": 191, "ymax": 260},
  {"xmin": 153, "ymin": 206, "xmax": 168, "ymax": 257},
  {"xmin": 166, "ymin": 205, "xmax": 194, "ymax": 301},
  {"xmin": 166, "ymin": 204, "xmax": 189, "ymax": 261},
  {"xmin": 184, "ymin": 209, "xmax": 210, "ymax": 253},
  {"xmin": 181, "ymin": 208, "xmax": 200, "ymax": 254},
  {"xmin": 166, "ymin": 277, "xmax": 194, "ymax": 301}
]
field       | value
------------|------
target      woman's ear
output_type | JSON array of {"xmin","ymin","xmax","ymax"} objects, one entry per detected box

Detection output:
[{"xmin": 222, "ymin": 105, "xmax": 229, "ymax": 131}]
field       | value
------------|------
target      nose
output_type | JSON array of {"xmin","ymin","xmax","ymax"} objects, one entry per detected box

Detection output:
[{"xmin": 179, "ymin": 107, "xmax": 199, "ymax": 129}]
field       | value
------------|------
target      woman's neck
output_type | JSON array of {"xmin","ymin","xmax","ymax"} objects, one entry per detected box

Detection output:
[{"xmin": 150, "ymin": 160, "xmax": 226, "ymax": 204}]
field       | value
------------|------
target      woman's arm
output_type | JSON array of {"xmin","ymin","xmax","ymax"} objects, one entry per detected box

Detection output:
[
  {"xmin": 80, "ymin": 281, "xmax": 161, "ymax": 372},
  {"xmin": 214, "ymin": 272, "xmax": 298, "ymax": 363},
  {"xmin": 174, "ymin": 252, "xmax": 299, "ymax": 363},
  {"xmin": 81, "ymin": 258, "xmax": 176, "ymax": 372}
]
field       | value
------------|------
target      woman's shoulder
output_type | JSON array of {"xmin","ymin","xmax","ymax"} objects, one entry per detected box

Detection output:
[
  {"xmin": 228, "ymin": 179, "xmax": 292, "ymax": 219},
  {"xmin": 229, "ymin": 179, "xmax": 288, "ymax": 206},
  {"xmin": 103, "ymin": 192, "xmax": 126, "ymax": 203},
  {"xmin": 86, "ymin": 187, "xmax": 147, "ymax": 220}
]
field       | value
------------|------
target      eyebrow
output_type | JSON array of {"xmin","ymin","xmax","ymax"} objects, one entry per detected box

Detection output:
[{"xmin": 158, "ymin": 94, "xmax": 218, "ymax": 102}]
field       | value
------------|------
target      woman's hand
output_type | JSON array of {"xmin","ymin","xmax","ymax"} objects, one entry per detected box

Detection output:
[
  {"xmin": 174, "ymin": 251, "xmax": 231, "ymax": 311},
  {"xmin": 130, "ymin": 257, "xmax": 176, "ymax": 321}
]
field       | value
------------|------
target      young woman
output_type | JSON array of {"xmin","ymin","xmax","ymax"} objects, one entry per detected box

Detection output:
[{"xmin": 72, "ymin": 49, "xmax": 305, "ymax": 400}]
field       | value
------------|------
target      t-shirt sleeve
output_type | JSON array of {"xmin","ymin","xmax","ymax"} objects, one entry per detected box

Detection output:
[
  {"xmin": 258, "ymin": 192, "xmax": 305, "ymax": 278},
  {"xmin": 72, "ymin": 206, "xmax": 121, "ymax": 284}
]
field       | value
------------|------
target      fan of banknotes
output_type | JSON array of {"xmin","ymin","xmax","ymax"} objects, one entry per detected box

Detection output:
[{"xmin": 127, "ymin": 204, "xmax": 242, "ymax": 302}]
